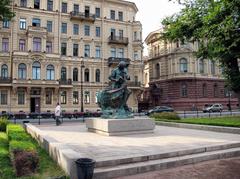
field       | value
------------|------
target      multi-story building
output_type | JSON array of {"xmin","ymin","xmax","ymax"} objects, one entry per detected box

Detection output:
[
  {"xmin": 143, "ymin": 29, "xmax": 238, "ymax": 111},
  {"xmin": 0, "ymin": 0, "xmax": 143, "ymax": 113}
]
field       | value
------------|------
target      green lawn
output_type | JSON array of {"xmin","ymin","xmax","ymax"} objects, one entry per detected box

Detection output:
[{"xmin": 155, "ymin": 116, "xmax": 240, "ymax": 127}]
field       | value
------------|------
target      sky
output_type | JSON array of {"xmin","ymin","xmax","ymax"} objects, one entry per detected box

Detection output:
[{"xmin": 128, "ymin": 0, "xmax": 182, "ymax": 55}]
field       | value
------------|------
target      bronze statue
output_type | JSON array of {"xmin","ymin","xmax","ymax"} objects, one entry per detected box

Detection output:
[{"xmin": 97, "ymin": 61, "xmax": 133, "ymax": 119}]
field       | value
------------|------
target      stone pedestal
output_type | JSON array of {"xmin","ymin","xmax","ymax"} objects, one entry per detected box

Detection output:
[{"xmin": 86, "ymin": 118, "xmax": 155, "ymax": 136}]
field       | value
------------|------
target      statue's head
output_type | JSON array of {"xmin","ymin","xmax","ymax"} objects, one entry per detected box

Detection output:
[{"xmin": 118, "ymin": 61, "xmax": 126, "ymax": 70}]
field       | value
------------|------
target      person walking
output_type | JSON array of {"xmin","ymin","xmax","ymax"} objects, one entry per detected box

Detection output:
[{"xmin": 55, "ymin": 102, "xmax": 61, "ymax": 126}]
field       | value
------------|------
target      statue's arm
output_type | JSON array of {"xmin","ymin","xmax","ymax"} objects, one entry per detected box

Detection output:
[{"xmin": 109, "ymin": 69, "xmax": 117, "ymax": 81}]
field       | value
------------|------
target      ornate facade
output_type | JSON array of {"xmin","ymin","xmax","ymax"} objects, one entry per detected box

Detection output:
[
  {"xmin": 144, "ymin": 29, "xmax": 238, "ymax": 111},
  {"xmin": 0, "ymin": 0, "xmax": 143, "ymax": 113}
]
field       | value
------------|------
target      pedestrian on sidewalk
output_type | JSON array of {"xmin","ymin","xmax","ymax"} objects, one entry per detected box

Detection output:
[{"xmin": 55, "ymin": 102, "xmax": 61, "ymax": 126}]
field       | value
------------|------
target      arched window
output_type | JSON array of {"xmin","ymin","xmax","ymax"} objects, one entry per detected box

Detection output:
[
  {"xmin": 95, "ymin": 69, "xmax": 100, "ymax": 82},
  {"xmin": 61, "ymin": 67, "xmax": 67, "ymax": 81},
  {"xmin": 32, "ymin": 61, "xmax": 41, "ymax": 80},
  {"xmin": 46, "ymin": 65, "xmax": 54, "ymax": 80},
  {"xmin": 155, "ymin": 63, "xmax": 160, "ymax": 78},
  {"xmin": 18, "ymin": 63, "xmax": 26, "ymax": 79},
  {"xmin": 181, "ymin": 83, "xmax": 188, "ymax": 97},
  {"xmin": 202, "ymin": 83, "xmax": 207, "ymax": 97},
  {"xmin": 73, "ymin": 68, "xmax": 78, "ymax": 82},
  {"xmin": 84, "ymin": 68, "xmax": 89, "ymax": 82},
  {"xmin": 199, "ymin": 59, "xmax": 204, "ymax": 74},
  {"xmin": 210, "ymin": 60, "xmax": 215, "ymax": 75},
  {"xmin": 214, "ymin": 83, "xmax": 218, "ymax": 97},
  {"xmin": 1, "ymin": 64, "xmax": 8, "ymax": 78},
  {"xmin": 180, "ymin": 58, "xmax": 188, "ymax": 73}
]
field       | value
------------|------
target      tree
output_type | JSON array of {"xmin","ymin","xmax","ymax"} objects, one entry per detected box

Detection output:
[
  {"xmin": 0, "ymin": 0, "xmax": 15, "ymax": 21},
  {"xmin": 162, "ymin": 0, "xmax": 240, "ymax": 104}
]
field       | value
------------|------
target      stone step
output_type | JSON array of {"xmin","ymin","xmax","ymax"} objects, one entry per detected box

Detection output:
[
  {"xmin": 95, "ymin": 142, "xmax": 240, "ymax": 168},
  {"xmin": 93, "ymin": 147, "xmax": 240, "ymax": 179}
]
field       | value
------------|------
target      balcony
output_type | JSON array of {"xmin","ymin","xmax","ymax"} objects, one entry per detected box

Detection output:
[
  {"xmin": 59, "ymin": 79, "xmax": 73, "ymax": 87},
  {"xmin": 127, "ymin": 81, "xmax": 142, "ymax": 89},
  {"xmin": 70, "ymin": 11, "xmax": 95, "ymax": 22},
  {"xmin": 27, "ymin": 26, "xmax": 47, "ymax": 35},
  {"xmin": 108, "ymin": 57, "xmax": 130, "ymax": 67},
  {"xmin": 108, "ymin": 35, "xmax": 129, "ymax": 46},
  {"xmin": 0, "ymin": 77, "xmax": 12, "ymax": 84}
]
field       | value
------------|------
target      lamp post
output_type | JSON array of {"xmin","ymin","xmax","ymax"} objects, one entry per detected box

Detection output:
[
  {"xmin": 228, "ymin": 90, "xmax": 232, "ymax": 111},
  {"xmin": 80, "ymin": 60, "xmax": 85, "ymax": 112}
]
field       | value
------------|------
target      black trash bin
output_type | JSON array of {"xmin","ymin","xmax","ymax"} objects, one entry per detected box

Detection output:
[{"xmin": 75, "ymin": 158, "xmax": 95, "ymax": 179}]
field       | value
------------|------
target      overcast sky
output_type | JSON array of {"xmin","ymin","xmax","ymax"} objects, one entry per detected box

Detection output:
[{"xmin": 128, "ymin": 0, "xmax": 182, "ymax": 55}]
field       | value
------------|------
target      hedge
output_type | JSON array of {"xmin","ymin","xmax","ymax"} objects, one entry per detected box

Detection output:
[
  {"xmin": 0, "ymin": 117, "xmax": 9, "ymax": 132},
  {"xmin": 150, "ymin": 112, "xmax": 181, "ymax": 120}
]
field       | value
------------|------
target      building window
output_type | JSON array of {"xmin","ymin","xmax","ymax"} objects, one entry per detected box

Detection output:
[
  {"xmin": 73, "ymin": 44, "xmax": 79, "ymax": 57},
  {"xmin": 46, "ymin": 41, "xmax": 52, "ymax": 53},
  {"xmin": 46, "ymin": 91, "xmax": 52, "ymax": 104},
  {"xmin": 61, "ymin": 67, "xmax": 67, "ymax": 80},
  {"xmin": 62, "ymin": 2, "xmax": 67, "ymax": 13},
  {"xmin": 95, "ymin": 46, "xmax": 101, "ymax": 58},
  {"xmin": 62, "ymin": 23, "xmax": 67, "ymax": 33},
  {"xmin": 60, "ymin": 91, "xmax": 67, "ymax": 104},
  {"xmin": 18, "ymin": 63, "xmax": 26, "ymax": 79},
  {"xmin": 73, "ymin": 24, "xmax": 79, "ymax": 35},
  {"xmin": 19, "ymin": 39, "xmax": 26, "ymax": 51},
  {"xmin": 84, "ymin": 45, "xmax": 90, "ymax": 57},
  {"xmin": 32, "ymin": 61, "xmax": 41, "ymax": 80},
  {"xmin": 20, "ymin": 18, "xmax": 26, "ymax": 29},
  {"xmin": 111, "ymin": 48, "xmax": 116, "ymax": 57},
  {"xmin": 84, "ymin": 25, "xmax": 90, "ymax": 36},
  {"xmin": 0, "ymin": 91, "xmax": 8, "ymax": 105},
  {"xmin": 199, "ymin": 59, "xmax": 204, "ymax": 74},
  {"xmin": 84, "ymin": 91, "xmax": 90, "ymax": 104},
  {"xmin": 96, "ymin": 27, "xmax": 101, "ymax": 37},
  {"xmin": 110, "ymin": 10, "xmax": 115, "ymax": 20},
  {"xmin": 118, "ymin": 11, "xmax": 123, "ymax": 21},
  {"xmin": 110, "ymin": 28, "xmax": 116, "ymax": 37},
  {"xmin": 47, "ymin": 21, "xmax": 52, "ymax": 32},
  {"xmin": 33, "ymin": 37, "xmax": 41, "ymax": 52},
  {"xmin": 46, "ymin": 64, "xmax": 54, "ymax": 80},
  {"xmin": 118, "ymin": 48, "xmax": 124, "ymax": 58},
  {"xmin": 134, "ymin": 51, "xmax": 138, "ymax": 60},
  {"xmin": 2, "ymin": 38, "xmax": 9, "ymax": 52},
  {"xmin": 61, "ymin": 42, "xmax": 67, "ymax": 56},
  {"xmin": 3, "ymin": 19, "xmax": 9, "ymax": 28},
  {"xmin": 84, "ymin": 68, "xmax": 89, "ymax": 82},
  {"xmin": 18, "ymin": 91, "xmax": 25, "ymax": 105},
  {"xmin": 214, "ymin": 84, "xmax": 218, "ymax": 97},
  {"xmin": 95, "ymin": 91, "xmax": 99, "ymax": 103},
  {"xmin": 85, "ymin": 6, "xmax": 90, "ymax": 17},
  {"xmin": 134, "ymin": 31, "xmax": 137, "ymax": 41},
  {"xmin": 73, "ymin": 91, "xmax": 79, "ymax": 104},
  {"xmin": 1, "ymin": 65, "xmax": 8, "ymax": 78},
  {"xmin": 180, "ymin": 58, "xmax": 188, "ymax": 73},
  {"xmin": 96, "ymin": 69, "xmax": 100, "ymax": 82},
  {"xmin": 34, "ymin": 0, "xmax": 40, "ymax": 9},
  {"xmin": 47, "ymin": 0, "xmax": 53, "ymax": 11},
  {"xmin": 95, "ymin": 7, "xmax": 100, "ymax": 18},
  {"xmin": 73, "ymin": 4, "xmax": 79, "ymax": 13},
  {"xmin": 155, "ymin": 63, "xmax": 160, "ymax": 78},
  {"xmin": 73, "ymin": 68, "xmax": 78, "ymax": 81},
  {"xmin": 119, "ymin": 30, "xmax": 123, "ymax": 38},
  {"xmin": 181, "ymin": 83, "xmax": 188, "ymax": 97},
  {"xmin": 202, "ymin": 83, "xmax": 207, "ymax": 97},
  {"xmin": 211, "ymin": 60, "xmax": 216, "ymax": 75},
  {"xmin": 20, "ymin": 0, "xmax": 27, "ymax": 7},
  {"xmin": 32, "ymin": 18, "xmax": 41, "ymax": 27}
]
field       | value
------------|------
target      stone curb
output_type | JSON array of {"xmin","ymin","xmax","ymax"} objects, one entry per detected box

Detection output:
[{"xmin": 156, "ymin": 121, "xmax": 240, "ymax": 134}]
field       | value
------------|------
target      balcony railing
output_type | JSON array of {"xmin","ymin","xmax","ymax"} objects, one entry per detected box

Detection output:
[
  {"xmin": 127, "ymin": 81, "xmax": 141, "ymax": 87},
  {"xmin": 59, "ymin": 79, "xmax": 72, "ymax": 86},
  {"xmin": 108, "ymin": 35, "xmax": 129, "ymax": 45},
  {"xmin": 0, "ymin": 77, "xmax": 12, "ymax": 84},
  {"xmin": 108, "ymin": 57, "xmax": 130, "ymax": 67},
  {"xmin": 70, "ymin": 11, "xmax": 95, "ymax": 22},
  {"xmin": 27, "ymin": 26, "xmax": 47, "ymax": 34}
]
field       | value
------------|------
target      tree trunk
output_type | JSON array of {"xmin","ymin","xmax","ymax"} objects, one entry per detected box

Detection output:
[{"xmin": 236, "ymin": 91, "xmax": 240, "ymax": 109}]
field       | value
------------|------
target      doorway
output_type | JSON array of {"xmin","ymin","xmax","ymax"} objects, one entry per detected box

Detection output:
[{"xmin": 30, "ymin": 98, "xmax": 40, "ymax": 113}]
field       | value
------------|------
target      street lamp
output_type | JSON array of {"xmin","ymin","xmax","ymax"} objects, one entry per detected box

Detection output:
[
  {"xmin": 80, "ymin": 60, "xmax": 85, "ymax": 112},
  {"xmin": 227, "ymin": 90, "xmax": 232, "ymax": 111}
]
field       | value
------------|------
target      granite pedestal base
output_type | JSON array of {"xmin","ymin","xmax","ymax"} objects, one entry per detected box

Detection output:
[{"xmin": 86, "ymin": 118, "xmax": 155, "ymax": 136}]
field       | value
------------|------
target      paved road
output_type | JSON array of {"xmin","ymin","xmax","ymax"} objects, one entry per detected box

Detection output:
[{"xmin": 116, "ymin": 157, "xmax": 240, "ymax": 179}]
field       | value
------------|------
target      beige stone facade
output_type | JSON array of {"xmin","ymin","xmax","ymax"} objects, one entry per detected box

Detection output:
[{"xmin": 0, "ymin": 0, "xmax": 143, "ymax": 113}]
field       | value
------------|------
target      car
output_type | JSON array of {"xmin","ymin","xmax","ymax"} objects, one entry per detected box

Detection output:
[
  {"xmin": 203, "ymin": 103, "xmax": 223, "ymax": 113},
  {"xmin": 146, "ymin": 106, "xmax": 174, "ymax": 115}
]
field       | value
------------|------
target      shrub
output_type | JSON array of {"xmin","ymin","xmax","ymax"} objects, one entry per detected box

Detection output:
[
  {"xmin": 7, "ymin": 124, "xmax": 25, "ymax": 134},
  {"xmin": 0, "ymin": 117, "xmax": 9, "ymax": 132},
  {"xmin": 150, "ymin": 112, "xmax": 181, "ymax": 120},
  {"xmin": 8, "ymin": 131, "xmax": 32, "ymax": 141},
  {"xmin": 9, "ymin": 140, "xmax": 36, "ymax": 152}
]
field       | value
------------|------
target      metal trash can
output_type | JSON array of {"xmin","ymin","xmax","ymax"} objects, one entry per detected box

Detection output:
[{"xmin": 75, "ymin": 158, "xmax": 95, "ymax": 179}]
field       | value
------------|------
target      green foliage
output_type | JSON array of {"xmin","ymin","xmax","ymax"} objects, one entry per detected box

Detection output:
[
  {"xmin": 151, "ymin": 112, "xmax": 181, "ymax": 120},
  {"xmin": 163, "ymin": 0, "xmax": 240, "ymax": 99},
  {"xmin": 8, "ymin": 131, "xmax": 32, "ymax": 141},
  {"xmin": 0, "ymin": 0, "xmax": 15, "ymax": 20},
  {"xmin": 9, "ymin": 140, "xmax": 36, "ymax": 152},
  {"xmin": 0, "ymin": 117, "xmax": 9, "ymax": 132}
]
